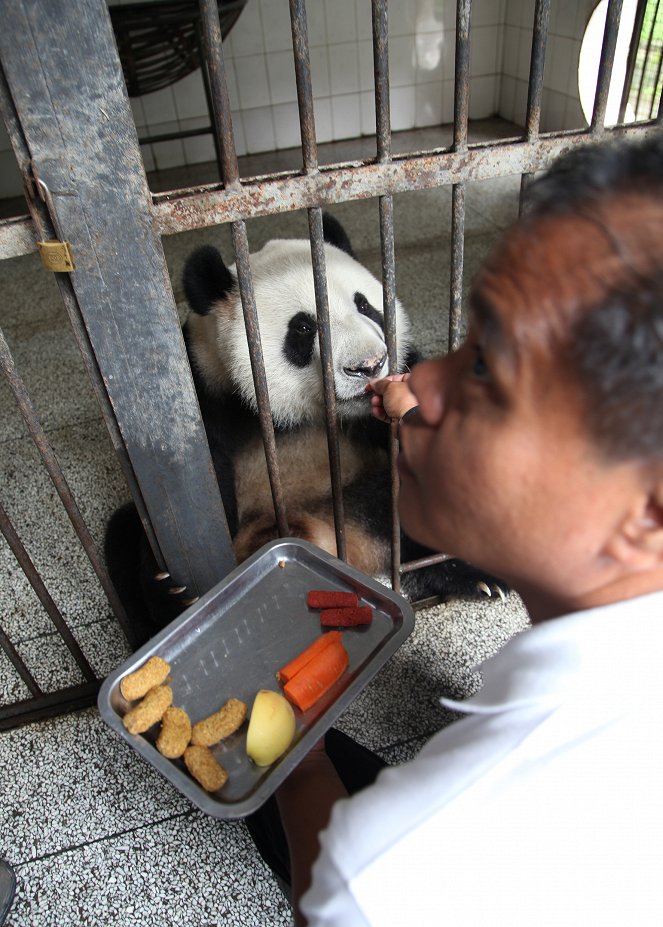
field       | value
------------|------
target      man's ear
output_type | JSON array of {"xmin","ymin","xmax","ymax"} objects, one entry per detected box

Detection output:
[{"xmin": 616, "ymin": 480, "xmax": 663, "ymax": 566}]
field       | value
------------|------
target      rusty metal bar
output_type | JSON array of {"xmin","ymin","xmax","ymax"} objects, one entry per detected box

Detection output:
[
  {"xmin": 231, "ymin": 220, "xmax": 290, "ymax": 538},
  {"xmin": 0, "ymin": 680, "xmax": 101, "ymax": 731},
  {"xmin": 618, "ymin": 0, "xmax": 648, "ymax": 122},
  {"xmin": 0, "ymin": 620, "xmax": 42, "ymax": 698},
  {"xmin": 289, "ymin": 0, "xmax": 318, "ymax": 171},
  {"xmin": 591, "ymin": 0, "xmax": 624, "ymax": 132},
  {"xmin": 200, "ymin": 0, "xmax": 289, "ymax": 538},
  {"xmin": 0, "ymin": 325, "xmax": 134, "ymax": 646},
  {"xmin": 102, "ymin": 122, "xmax": 663, "ymax": 232},
  {"xmin": 373, "ymin": 0, "xmax": 391, "ymax": 162},
  {"xmin": 199, "ymin": 0, "xmax": 240, "ymax": 188},
  {"xmin": 0, "ymin": 498, "xmax": 96, "ymax": 683},
  {"xmin": 400, "ymin": 551, "xmax": 454, "ymax": 573},
  {"xmin": 377, "ymin": 196, "xmax": 402, "ymax": 591},
  {"xmin": 307, "ymin": 206, "xmax": 347, "ymax": 560},
  {"xmin": 448, "ymin": 0, "xmax": 472, "ymax": 352},
  {"xmin": 3, "ymin": 124, "xmax": 657, "ymax": 261},
  {"xmin": 520, "ymin": 0, "xmax": 552, "ymax": 213}
]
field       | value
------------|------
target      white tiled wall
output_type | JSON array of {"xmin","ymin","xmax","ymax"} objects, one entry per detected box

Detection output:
[
  {"xmin": 499, "ymin": 0, "xmax": 596, "ymax": 131},
  {"xmin": 0, "ymin": 0, "xmax": 605, "ymax": 200}
]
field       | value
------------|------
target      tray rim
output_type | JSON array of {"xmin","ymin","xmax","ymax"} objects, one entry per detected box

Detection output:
[{"xmin": 98, "ymin": 537, "xmax": 415, "ymax": 818}]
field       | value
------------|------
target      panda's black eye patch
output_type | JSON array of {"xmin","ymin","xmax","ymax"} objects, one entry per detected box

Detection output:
[
  {"xmin": 354, "ymin": 292, "xmax": 384, "ymax": 333},
  {"xmin": 284, "ymin": 311, "xmax": 317, "ymax": 368}
]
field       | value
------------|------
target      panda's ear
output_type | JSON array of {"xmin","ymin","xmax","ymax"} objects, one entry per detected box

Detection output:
[
  {"xmin": 322, "ymin": 213, "xmax": 355, "ymax": 259},
  {"xmin": 183, "ymin": 245, "xmax": 236, "ymax": 316}
]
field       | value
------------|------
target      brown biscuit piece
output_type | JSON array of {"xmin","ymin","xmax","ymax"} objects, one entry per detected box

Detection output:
[
  {"xmin": 184, "ymin": 745, "xmax": 229, "ymax": 792},
  {"xmin": 122, "ymin": 685, "xmax": 173, "ymax": 734},
  {"xmin": 191, "ymin": 697, "xmax": 247, "ymax": 747},
  {"xmin": 120, "ymin": 656, "xmax": 170, "ymax": 702},
  {"xmin": 156, "ymin": 706, "xmax": 192, "ymax": 759}
]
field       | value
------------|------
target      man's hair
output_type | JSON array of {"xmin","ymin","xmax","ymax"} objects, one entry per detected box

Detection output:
[{"xmin": 525, "ymin": 132, "xmax": 663, "ymax": 463}]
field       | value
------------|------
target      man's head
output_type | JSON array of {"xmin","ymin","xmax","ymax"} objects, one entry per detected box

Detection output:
[{"xmin": 398, "ymin": 133, "xmax": 663, "ymax": 620}]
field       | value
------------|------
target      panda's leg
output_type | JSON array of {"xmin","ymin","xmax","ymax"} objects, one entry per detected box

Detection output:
[
  {"xmin": 104, "ymin": 503, "xmax": 196, "ymax": 649},
  {"xmin": 399, "ymin": 533, "xmax": 509, "ymax": 603}
]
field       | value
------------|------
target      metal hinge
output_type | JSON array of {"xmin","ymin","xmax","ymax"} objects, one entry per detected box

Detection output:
[{"xmin": 37, "ymin": 239, "xmax": 75, "ymax": 272}]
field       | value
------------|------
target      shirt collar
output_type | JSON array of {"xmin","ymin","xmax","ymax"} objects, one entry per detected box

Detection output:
[{"xmin": 441, "ymin": 590, "xmax": 663, "ymax": 715}]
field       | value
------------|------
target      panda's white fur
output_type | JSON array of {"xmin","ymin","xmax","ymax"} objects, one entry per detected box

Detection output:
[
  {"xmin": 182, "ymin": 218, "xmax": 411, "ymax": 572},
  {"xmin": 186, "ymin": 237, "xmax": 412, "ymax": 428}
]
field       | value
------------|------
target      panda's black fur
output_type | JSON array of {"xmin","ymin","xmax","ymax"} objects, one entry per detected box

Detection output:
[{"xmin": 105, "ymin": 214, "xmax": 503, "ymax": 648}]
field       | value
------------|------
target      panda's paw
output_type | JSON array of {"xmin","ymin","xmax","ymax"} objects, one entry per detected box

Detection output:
[
  {"xmin": 476, "ymin": 580, "xmax": 508, "ymax": 601},
  {"xmin": 151, "ymin": 570, "xmax": 200, "ymax": 612}
]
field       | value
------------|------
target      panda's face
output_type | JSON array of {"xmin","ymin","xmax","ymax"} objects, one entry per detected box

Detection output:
[{"xmin": 196, "ymin": 238, "xmax": 411, "ymax": 428}]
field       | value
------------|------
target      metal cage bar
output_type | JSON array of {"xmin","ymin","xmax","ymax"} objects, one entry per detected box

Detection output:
[
  {"xmin": 519, "ymin": 0, "xmax": 552, "ymax": 212},
  {"xmin": 0, "ymin": 0, "xmax": 659, "ymax": 732}
]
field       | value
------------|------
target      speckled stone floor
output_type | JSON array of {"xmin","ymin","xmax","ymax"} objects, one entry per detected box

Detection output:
[{"xmin": 0, "ymin": 120, "xmax": 530, "ymax": 926}]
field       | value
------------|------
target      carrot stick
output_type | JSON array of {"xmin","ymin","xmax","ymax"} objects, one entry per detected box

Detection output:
[
  {"xmin": 276, "ymin": 630, "xmax": 343, "ymax": 684},
  {"xmin": 307, "ymin": 590, "xmax": 358, "ymax": 609},
  {"xmin": 283, "ymin": 638, "xmax": 349, "ymax": 712}
]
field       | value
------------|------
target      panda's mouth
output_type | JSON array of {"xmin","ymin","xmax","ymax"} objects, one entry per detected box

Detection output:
[{"xmin": 342, "ymin": 351, "xmax": 387, "ymax": 381}]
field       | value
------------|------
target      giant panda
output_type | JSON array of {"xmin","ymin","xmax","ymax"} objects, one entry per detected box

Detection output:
[{"xmin": 105, "ymin": 214, "xmax": 503, "ymax": 647}]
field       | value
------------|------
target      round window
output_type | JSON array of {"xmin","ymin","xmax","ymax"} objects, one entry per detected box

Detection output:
[{"xmin": 578, "ymin": 0, "xmax": 639, "ymax": 125}]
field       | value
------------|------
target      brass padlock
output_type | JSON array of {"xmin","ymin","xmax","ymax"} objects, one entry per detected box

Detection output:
[{"xmin": 37, "ymin": 240, "xmax": 75, "ymax": 272}]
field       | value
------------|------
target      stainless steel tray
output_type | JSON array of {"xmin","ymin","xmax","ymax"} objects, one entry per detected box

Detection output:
[{"xmin": 98, "ymin": 538, "xmax": 415, "ymax": 818}]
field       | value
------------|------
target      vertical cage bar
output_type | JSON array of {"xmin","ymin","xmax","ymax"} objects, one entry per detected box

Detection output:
[
  {"xmin": 373, "ymin": 0, "xmax": 391, "ymax": 162},
  {"xmin": 0, "ymin": 499, "xmax": 96, "ymax": 683},
  {"xmin": 231, "ymin": 220, "xmax": 290, "ymax": 538},
  {"xmin": 199, "ymin": 0, "xmax": 240, "ymax": 188},
  {"xmin": 199, "ymin": 0, "xmax": 289, "ymax": 537},
  {"xmin": 448, "ymin": 0, "xmax": 472, "ymax": 352},
  {"xmin": 0, "ymin": 326, "xmax": 132, "ymax": 646},
  {"xmin": 289, "ymin": 0, "xmax": 318, "ymax": 171},
  {"xmin": 519, "ymin": 0, "xmax": 552, "ymax": 213},
  {"xmin": 308, "ymin": 207, "xmax": 347, "ymax": 560},
  {"xmin": 591, "ymin": 0, "xmax": 624, "ymax": 132}
]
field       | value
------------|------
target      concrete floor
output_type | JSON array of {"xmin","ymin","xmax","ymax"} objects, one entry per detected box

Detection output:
[{"xmin": 0, "ymin": 120, "xmax": 530, "ymax": 926}]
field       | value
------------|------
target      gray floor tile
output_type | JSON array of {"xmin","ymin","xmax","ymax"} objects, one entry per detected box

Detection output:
[{"xmin": 6, "ymin": 813, "xmax": 290, "ymax": 927}]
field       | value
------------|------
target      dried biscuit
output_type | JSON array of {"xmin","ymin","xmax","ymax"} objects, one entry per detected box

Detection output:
[
  {"xmin": 120, "ymin": 656, "xmax": 170, "ymax": 701},
  {"xmin": 184, "ymin": 745, "xmax": 229, "ymax": 792},
  {"xmin": 191, "ymin": 697, "xmax": 247, "ymax": 747},
  {"xmin": 122, "ymin": 685, "xmax": 172, "ymax": 734},
  {"xmin": 156, "ymin": 706, "xmax": 192, "ymax": 759}
]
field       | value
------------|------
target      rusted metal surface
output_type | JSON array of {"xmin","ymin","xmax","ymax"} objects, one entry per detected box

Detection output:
[
  {"xmin": 0, "ymin": 618, "xmax": 42, "ymax": 698},
  {"xmin": 308, "ymin": 206, "xmax": 346, "ymax": 561},
  {"xmin": 0, "ymin": 323, "xmax": 134, "ymax": 645},
  {"xmin": 592, "ymin": 0, "xmax": 624, "ymax": 132},
  {"xmin": 290, "ymin": 0, "xmax": 317, "ymax": 171},
  {"xmin": 231, "ymin": 219, "xmax": 290, "ymax": 538},
  {"xmin": 372, "ymin": 0, "xmax": 391, "ymax": 162},
  {"xmin": 0, "ymin": 498, "xmax": 96, "ymax": 683},
  {"xmin": 151, "ymin": 123, "xmax": 660, "ymax": 239},
  {"xmin": 520, "ymin": 0, "xmax": 552, "ymax": 212},
  {"xmin": 199, "ymin": 0, "xmax": 240, "ymax": 188},
  {"xmin": 448, "ymin": 1, "xmax": 472, "ymax": 351},
  {"xmin": 3, "ymin": 125, "xmax": 659, "ymax": 262}
]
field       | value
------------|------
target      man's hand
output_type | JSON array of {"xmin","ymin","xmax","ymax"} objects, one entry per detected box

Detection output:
[{"xmin": 367, "ymin": 374, "xmax": 417, "ymax": 423}]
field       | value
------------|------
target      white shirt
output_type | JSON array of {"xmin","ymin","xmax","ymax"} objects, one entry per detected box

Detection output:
[{"xmin": 301, "ymin": 591, "xmax": 663, "ymax": 926}]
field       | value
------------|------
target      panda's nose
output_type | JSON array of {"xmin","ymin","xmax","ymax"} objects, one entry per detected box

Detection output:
[{"xmin": 343, "ymin": 352, "xmax": 387, "ymax": 380}]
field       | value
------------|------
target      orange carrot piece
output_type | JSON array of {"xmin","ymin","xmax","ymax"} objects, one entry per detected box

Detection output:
[
  {"xmin": 283, "ymin": 638, "xmax": 349, "ymax": 712},
  {"xmin": 276, "ymin": 630, "xmax": 343, "ymax": 684}
]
